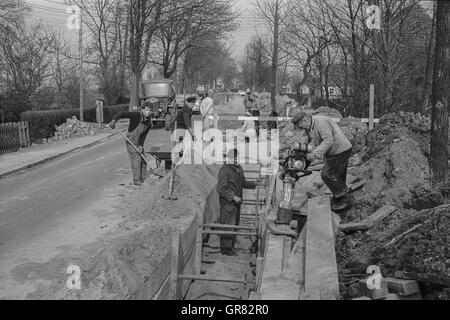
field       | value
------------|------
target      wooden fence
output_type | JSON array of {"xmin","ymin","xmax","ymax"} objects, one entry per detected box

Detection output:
[{"xmin": 0, "ymin": 121, "xmax": 31, "ymax": 155}]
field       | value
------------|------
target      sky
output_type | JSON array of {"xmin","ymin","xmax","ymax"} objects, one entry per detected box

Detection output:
[
  {"xmin": 23, "ymin": 0, "xmax": 435, "ymax": 61},
  {"xmin": 23, "ymin": 0, "xmax": 263, "ymax": 60}
]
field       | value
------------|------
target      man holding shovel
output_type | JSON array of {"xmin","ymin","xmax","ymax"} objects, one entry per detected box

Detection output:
[{"xmin": 109, "ymin": 101, "xmax": 155, "ymax": 186}]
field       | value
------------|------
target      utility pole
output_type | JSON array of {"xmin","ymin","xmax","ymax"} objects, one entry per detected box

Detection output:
[{"xmin": 79, "ymin": 13, "xmax": 84, "ymax": 122}]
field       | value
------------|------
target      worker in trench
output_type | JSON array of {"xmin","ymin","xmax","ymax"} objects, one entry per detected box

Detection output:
[
  {"xmin": 109, "ymin": 101, "xmax": 155, "ymax": 186},
  {"xmin": 243, "ymin": 89, "xmax": 260, "ymax": 137},
  {"xmin": 216, "ymin": 149, "xmax": 261, "ymax": 256},
  {"xmin": 291, "ymin": 111, "xmax": 354, "ymax": 211},
  {"xmin": 200, "ymin": 89, "xmax": 215, "ymax": 134},
  {"xmin": 171, "ymin": 96, "xmax": 198, "ymax": 163}
]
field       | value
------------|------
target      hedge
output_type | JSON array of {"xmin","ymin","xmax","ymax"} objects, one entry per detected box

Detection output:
[{"xmin": 21, "ymin": 104, "xmax": 129, "ymax": 142}]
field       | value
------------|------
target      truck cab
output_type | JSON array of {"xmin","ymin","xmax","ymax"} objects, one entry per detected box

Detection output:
[{"xmin": 141, "ymin": 79, "xmax": 181, "ymax": 130}]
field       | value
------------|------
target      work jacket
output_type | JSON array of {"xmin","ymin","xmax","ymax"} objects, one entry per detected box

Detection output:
[
  {"xmin": 175, "ymin": 105, "xmax": 192, "ymax": 130},
  {"xmin": 244, "ymin": 95, "xmax": 258, "ymax": 111},
  {"xmin": 113, "ymin": 111, "xmax": 152, "ymax": 147},
  {"xmin": 200, "ymin": 97, "xmax": 214, "ymax": 118},
  {"xmin": 310, "ymin": 115, "xmax": 352, "ymax": 159},
  {"xmin": 217, "ymin": 164, "xmax": 256, "ymax": 207}
]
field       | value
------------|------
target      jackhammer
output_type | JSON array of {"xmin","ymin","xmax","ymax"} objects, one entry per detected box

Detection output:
[{"xmin": 276, "ymin": 143, "xmax": 314, "ymax": 225}]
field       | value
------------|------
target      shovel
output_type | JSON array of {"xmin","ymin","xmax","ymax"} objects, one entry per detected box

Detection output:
[{"xmin": 112, "ymin": 128, "xmax": 164, "ymax": 179}]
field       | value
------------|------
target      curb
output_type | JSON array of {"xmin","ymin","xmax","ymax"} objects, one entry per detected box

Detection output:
[{"xmin": 0, "ymin": 129, "xmax": 126, "ymax": 180}]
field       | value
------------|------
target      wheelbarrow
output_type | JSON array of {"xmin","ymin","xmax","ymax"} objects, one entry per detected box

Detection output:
[{"xmin": 147, "ymin": 147, "xmax": 173, "ymax": 171}]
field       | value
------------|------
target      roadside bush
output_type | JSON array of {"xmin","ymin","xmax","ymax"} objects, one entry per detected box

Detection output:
[
  {"xmin": 21, "ymin": 104, "xmax": 128, "ymax": 141},
  {"xmin": 0, "ymin": 135, "xmax": 20, "ymax": 154}
]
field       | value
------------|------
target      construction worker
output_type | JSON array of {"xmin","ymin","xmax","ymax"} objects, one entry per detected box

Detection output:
[
  {"xmin": 238, "ymin": 111, "xmax": 256, "ymax": 143},
  {"xmin": 216, "ymin": 149, "xmax": 258, "ymax": 256},
  {"xmin": 109, "ymin": 101, "xmax": 155, "ymax": 186},
  {"xmin": 291, "ymin": 112, "xmax": 353, "ymax": 211},
  {"xmin": 243, "ymin": 89, "xmax": 260, "ymax": 136},
  {"xmin": 200, "ymin": 89, "xmax": 214, "ymax": 132},
  {"xmin": 173, "ymin": 96, "xmax": 197, "ymax": 142}
]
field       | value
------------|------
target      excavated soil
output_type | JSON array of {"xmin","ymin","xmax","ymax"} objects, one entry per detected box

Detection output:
[
  {"xmin": 333, "ymin": 112, "xmax": 449, "ymax": 300},
  {"xmin": 9, "ymin": 164, "xmax": 220, "ymax": 300},
  {"xmin": 277, "ymin": 110, "xmax": 449, "ymax": 299}
]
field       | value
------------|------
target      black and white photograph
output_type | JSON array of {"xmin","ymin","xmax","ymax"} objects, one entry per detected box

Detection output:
[{"xmin": 0, "ymin": 0, "xmax": 448, "ymax": 306}]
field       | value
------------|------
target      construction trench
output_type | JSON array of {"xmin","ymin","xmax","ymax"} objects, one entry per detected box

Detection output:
[{"xmin": 5, "ymin": 95, "xmax": 449, "ymax": 300}]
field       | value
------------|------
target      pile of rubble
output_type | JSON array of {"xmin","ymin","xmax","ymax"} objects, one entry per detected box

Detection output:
[
  {"xmin": 54, "ymin": 116, "xmax": 98, "ymax": 140},
  {"xmin": 278, "ymin": 109, "xmax": 449, "ymax": 299},
  {"xmin": 334, "ymin": 111, "xmax": 449, "ymax": 300}
]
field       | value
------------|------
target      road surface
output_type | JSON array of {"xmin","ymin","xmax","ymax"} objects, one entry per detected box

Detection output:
[
  {"xmin": 0, "ymin": 126, "xmax": 173, "ymax": 298},
  {"xmin": 0, "ymin": 94, "xmax": 244, "ymax": 299}
]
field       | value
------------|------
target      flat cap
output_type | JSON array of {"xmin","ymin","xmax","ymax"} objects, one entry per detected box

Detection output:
[
  {"xmin": 291, "ymin": 111, "xmax": 308, "ymax": 125},
  {"xmin": 186, "ymin": 96, "xmax": 197, "ymax": 103}
]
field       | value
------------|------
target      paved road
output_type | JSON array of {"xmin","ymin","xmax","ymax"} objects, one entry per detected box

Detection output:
[
  {"xmin": 0, "ymin": 127, "xmax": 171, "ymax": 251},
  {"xmin": 0, "ymin": 94, "xmax": 242, "ymax": 252}
]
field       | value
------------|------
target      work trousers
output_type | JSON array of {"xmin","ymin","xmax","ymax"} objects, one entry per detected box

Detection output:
[
  {"xmin": 321, "ymin": 148, "xmax": 352, "ymax": 198},
  {"xmin": 126, "ymin": 142, "xmax": 146, "ymax": 184},
  {"xmin": 251, "ymin": 109, "xmax": 260, "ymax": 136},
  {"xmin": 219, "ymin": 199, "xmax": 241, "ymax": 251}
]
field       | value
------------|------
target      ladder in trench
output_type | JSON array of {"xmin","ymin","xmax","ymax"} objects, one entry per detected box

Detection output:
[{"xmin": 169, "ymin": 164, "xmax": 269, "ymax": 299}]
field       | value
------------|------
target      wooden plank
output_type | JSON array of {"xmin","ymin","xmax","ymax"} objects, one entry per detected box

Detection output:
[
  {"xmin": 203, "ymin": 223, "xmax": 257, "ymax": 230},
  {"xmin": 365, "ymin": 205, "xmax": 397, "ymax": 225},
  {"xmin": 369, "ymin": 84, "xmax": 375, "ymax": 131},
  {"xmin": 339, "ymin": 206, "xmax": 397, "ymax": 233},
  {"xmin": 202, "ymin": 230, "xmax": 257, "ymax": 236},
  {"xmin": 259, "ymin": 233, "xmax": 284, "ymax": 299},
  {"xmin": 255, "ymin": 257, "xmax": 264, "ymax": 291},
  {"xmin": 195, "ymin": 213, "xmax": 203, "ymax": 276},
  {"xmin": 282, "ymin": 228, "xmax": 306, "ymax": 286},
  {"xmin": 303, "ymin": 196, "xmax": 339, "ymax": 300},
  {"xmin": 339, "ymin": 222, "xmax": 373, "ymax": 233},
  {"xmin": 154, "ymin": 271, "xmax": 171, "ymax": 300},
  {"xmin": 385, "ymin": 277, "xmax": 420, "ymax": 296},
  {"xmin": 282, "ymin": 236, "xmax": 292, "ymax": 271},
  {"xmin": 262, "ymin": 228, "xmax": 307, "ymax": 300},
  {"xmin": 181, "ymin": 217, "xmax": 197, "ymax": 252},
  {"xmin": 143, "ymin": 253, "xmax": 171, "ymax": 299},
  {"xmin": 180, "ymin": 240, "xmax": 196, "ymax": 299},
  {"xmin": 349, "ymin": 179, "xmax": 366, "ymax": 192},
  {"xmin": 249, "ymin": 292, "xmax": 261, "ymax": 300},
  {"xmin": 169, "ymin": 232, "xmax": 182, "ymax": 300}
]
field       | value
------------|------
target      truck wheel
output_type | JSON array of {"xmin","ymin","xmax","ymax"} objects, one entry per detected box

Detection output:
[{"xmin": 165, "ymin": 114, "xmax": 171, "ymax": 131}]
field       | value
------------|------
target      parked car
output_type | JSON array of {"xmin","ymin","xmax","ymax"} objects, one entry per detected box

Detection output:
[{"xmin": 238, "ymin": 90, "xmax": 245, "ymax": 96}]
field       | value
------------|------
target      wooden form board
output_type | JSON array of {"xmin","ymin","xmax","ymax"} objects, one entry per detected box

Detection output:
[
  {"xmin": 339, "ymin": 205, "xmax": 397, "ymax": 233},
  {"xmin": 131, "ymin": 215, "xmax": 198, "ymax": 300},
  {"xmin": 259, "ymin": 227, "xmax": 306, "ymax": 300},
  {"xmin": 302, "ymin": 196, "xmax": 340, "ymax": 300}
]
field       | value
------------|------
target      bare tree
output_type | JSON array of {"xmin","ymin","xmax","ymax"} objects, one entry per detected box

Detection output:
[
  {"xmin": 74, "ymin": 0, "xmax": 128, "ymax": 105},
  {"xmin": 150, "ymin": 0, "xmax": 237, "ymax": 79},
  {"xmin": 128, "ymin": 0, "xmax": 164, "ymax": 110},
  {"xmin": 0, "ymin": 22, "xmax": 54, "ymax": 120},
  {"xmin": 282, "ymin": 0, "xmax": 333, "ymax": 103},
  {"xmin": 255, "ymin": 0, "xmax": 291, "ymax": 112},
  {"xmin": 430, "ymin": 0, "xmax": 449, "ymax": 185}
]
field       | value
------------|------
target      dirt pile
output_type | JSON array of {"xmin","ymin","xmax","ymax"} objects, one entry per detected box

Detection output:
[
  {"xmin": 337, "ymin": 205, "xmax": 450, "ymax": 300},
  {"xmin": 54, "ymin": 116, "xmax": 98, "ymax": 140},
  {"xmin": 336, "ymin": 112, "xmax": 449, "ymax": 300},
  {"xmin": 20, "ymin": 164, "xmax": 220, "ymax": 300}
]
